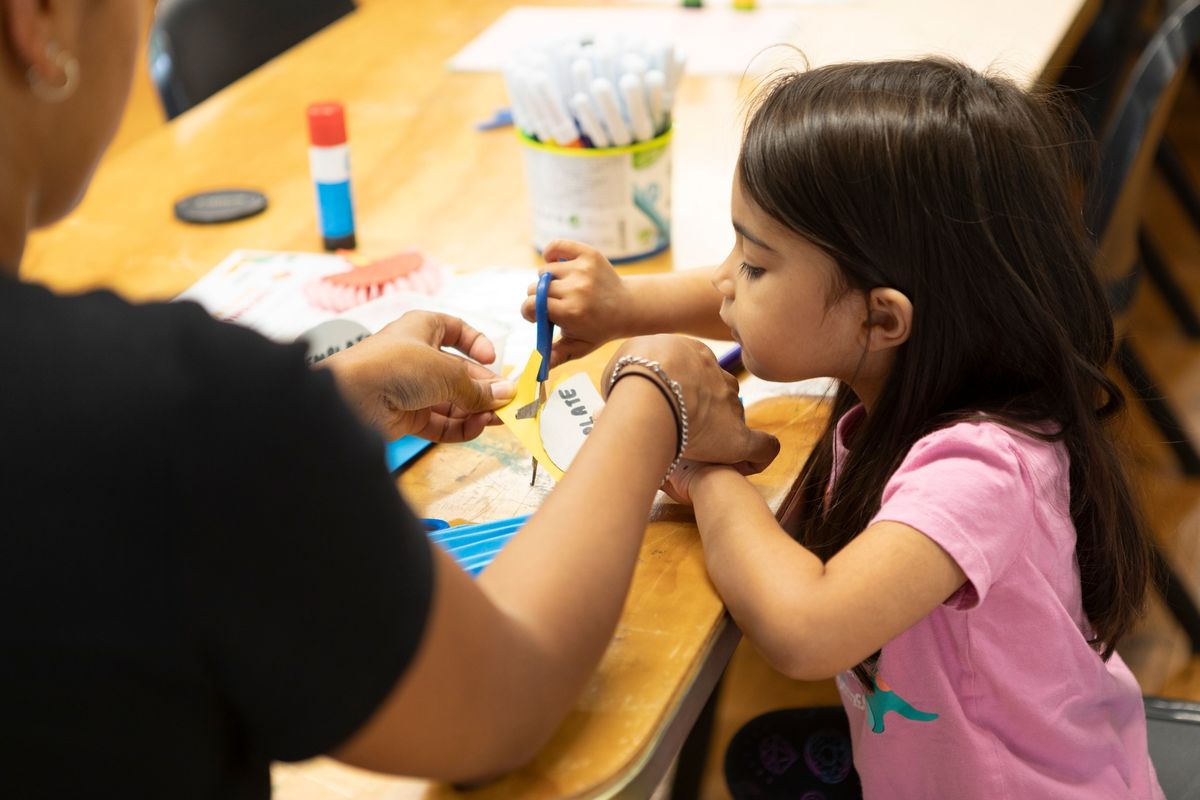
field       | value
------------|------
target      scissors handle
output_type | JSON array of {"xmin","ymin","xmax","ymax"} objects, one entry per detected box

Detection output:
[{"xmin": 535, "ymin": 272, "xmax": 554, "ymax": 382}]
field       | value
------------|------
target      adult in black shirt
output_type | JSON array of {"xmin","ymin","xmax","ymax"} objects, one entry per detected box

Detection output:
[{"xmin": 0, "ymin": 1, "xmax": 779, "ymax": 797}]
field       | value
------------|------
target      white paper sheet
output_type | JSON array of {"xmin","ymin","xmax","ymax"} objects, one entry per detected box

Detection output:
[
  {"xmin": 616, "ymin": 0, "xmax": 851, "ymax": 5},
  {"xmin": 539, "ymin": 372, "xmax": 606, "ymax": 472},
  {"xmin": 447, "ymin": 6, "xmax": 806, "ymax": 76},
  {"xmin": 176, "ymin": 250, "xmax": 539, "ymax": 372}
]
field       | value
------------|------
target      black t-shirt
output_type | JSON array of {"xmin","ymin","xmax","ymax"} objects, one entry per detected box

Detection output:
[{"xmin": 0, "ymin": 276, "xmax": 434, "ymax": 799}]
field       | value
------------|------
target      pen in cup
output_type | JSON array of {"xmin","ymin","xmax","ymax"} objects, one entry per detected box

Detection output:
[
  {"xmin": 591, "ymin": 77, "xmax": 633, "ymax": 146},
  {"xmin": 503, "ymin": 36, "xmax": 685, "ymax": 149}
]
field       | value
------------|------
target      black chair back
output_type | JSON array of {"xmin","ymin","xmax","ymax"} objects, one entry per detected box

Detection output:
[
  {"xmin": 1090, "ymin": 0, "xmax": 1200, "ymax": 302},
  {"xmin": 149, "ymin": 0, "xmax": 356, "ymax": 119},
  {"xmin": 1059, "ymin": 0, "xmax": 1151, "ymax": 134},
  {"xmin": 1145, "ymin": 697, "xmax": 1200, "ymax": 799}
]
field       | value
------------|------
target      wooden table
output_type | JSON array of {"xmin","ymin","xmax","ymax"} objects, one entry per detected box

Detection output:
[{"xmin": 21, "ymin": 1, "xmax": 1098, "ymax": 797}]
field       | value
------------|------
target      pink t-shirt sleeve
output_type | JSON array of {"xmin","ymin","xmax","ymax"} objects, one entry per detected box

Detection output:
[{"xmin": 869, "ymin": 422, "xmax": 1035, "ymax": 610}]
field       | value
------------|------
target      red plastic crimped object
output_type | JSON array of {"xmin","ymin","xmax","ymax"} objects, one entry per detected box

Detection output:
[
  {"xmin": 307, "ymin": 102, "xmax": 348, "ymax": 147},
  {"xmin": 304, "ymin": 251, "xmax": 444, "ymax": 312}
]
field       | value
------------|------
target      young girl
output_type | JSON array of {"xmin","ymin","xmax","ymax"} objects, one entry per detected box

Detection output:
[{"xmin": 524, "ymin": 58, "xmax": 1163, "ymax": 799}]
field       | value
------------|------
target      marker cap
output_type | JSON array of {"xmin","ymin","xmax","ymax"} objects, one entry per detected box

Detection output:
[{"xmin": 307, "ymin": 102, "xmax": 348, "ymax": 147}]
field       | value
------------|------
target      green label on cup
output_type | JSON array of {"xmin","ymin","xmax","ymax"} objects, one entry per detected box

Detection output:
[{"xmin": 633, "ymin": 145, "xmax": 668, "ymax": 170}]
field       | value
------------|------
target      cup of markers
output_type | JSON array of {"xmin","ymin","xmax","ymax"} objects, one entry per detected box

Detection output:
[{"xmin": 505, "ymin": 37, "xmax": 684, "ymax": 263}]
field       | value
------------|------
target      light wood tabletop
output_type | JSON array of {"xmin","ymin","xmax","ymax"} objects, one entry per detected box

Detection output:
[{"xmin": 21, "ymin": 1, "xmax": 1098, "ymax": 797}]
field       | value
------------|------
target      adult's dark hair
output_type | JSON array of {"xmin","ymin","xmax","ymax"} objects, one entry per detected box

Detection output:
[{"xmin": 744, "ymin": 59, "xmax": 1152, "ymax": 690}]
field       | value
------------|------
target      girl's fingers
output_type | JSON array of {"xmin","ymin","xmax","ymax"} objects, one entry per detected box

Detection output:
[
  {"xmin": 542, "ymin": 239, "xmax": 596, "ymax": 263},
  {"xmin": 523, "ymin": 296, "xmax": 577, "ymax": 324},
  {"xmin": 522, "ymin": 277, "xmax": 581, "ymax": 324},
  {"xmin": 550, "ymin": 336, "xmax": 598, "ymax": 367}
]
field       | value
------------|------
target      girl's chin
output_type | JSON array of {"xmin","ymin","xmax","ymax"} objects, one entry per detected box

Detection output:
[{"xmin": 741, "ymin": 354, "xmax": 808, "ymax": 384}]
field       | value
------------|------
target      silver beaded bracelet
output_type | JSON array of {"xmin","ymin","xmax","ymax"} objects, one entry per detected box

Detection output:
[{"xmin": 607, "ymin": 355, "xmax": 689, "ymax": 486}]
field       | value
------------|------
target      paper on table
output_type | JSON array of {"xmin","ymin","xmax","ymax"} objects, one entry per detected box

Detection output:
[
  {"xmin": 495, "ymin": 351, "xmax": 565, "ymax": 481},
  {"xmin": 538, "ymin": 372, "xmax": 605, "ymax": 472},
  {"xmin": 176, "ymin": 249, "xmax": 539, "ymax": 372},
  {"xmin": 740, "ymin": 374, "xmax": 837, "ymax": 405},
  {"xmin": 495, "ymin": 353, "xmax": 607, "ymax": 481},
  {"xmin": 624, "ymin": 0, "xmax": 851, "ymax": 4},
  {"xmin": 447, "ymin": 6, "xmax": 805, "ymax": 76}
]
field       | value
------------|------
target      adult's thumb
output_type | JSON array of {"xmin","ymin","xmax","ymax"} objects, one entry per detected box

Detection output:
[
  {"xmin": 740, "ymin": 429, "xmax": 781, "ymax": 475},
  {"xmin": 451, "ymin": 375, "xmax": 516, "ymax": 413}
]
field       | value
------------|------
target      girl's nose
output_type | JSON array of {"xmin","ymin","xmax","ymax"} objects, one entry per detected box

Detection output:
[{"xmin": 712, "ymin": 257, "xmax": 736, "ymax": 298}]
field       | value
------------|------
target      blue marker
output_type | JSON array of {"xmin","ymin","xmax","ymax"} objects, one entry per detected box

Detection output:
[
  {"xmin": 719, "ymin": 344, "xmax": 743, "ymax": 373},
  {"xmin": 307, "ymin": 101, "xmax": 357, "ymax": 251}
]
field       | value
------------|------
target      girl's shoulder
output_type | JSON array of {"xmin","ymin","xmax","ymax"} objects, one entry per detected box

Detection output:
[
  {"xmin": 878, "ymin": 417, "xmax": 1073, "ymax": 563},
  {"xmin": 913, "ymin": 415, "xmax": 1063, "ymax": 458},
  {"xmin": 903, "ymin": 416, "xmax": 1070, "ymax": 498}
]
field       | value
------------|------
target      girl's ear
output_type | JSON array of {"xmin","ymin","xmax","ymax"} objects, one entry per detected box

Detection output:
[{"xmin": 863, "ymin": 287, "xmax": 912, "ymax": 352}]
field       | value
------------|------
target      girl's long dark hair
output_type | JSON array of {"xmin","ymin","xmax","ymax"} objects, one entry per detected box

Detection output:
[{"xmin": 743, "ymin": 59, "xmax": 1152, "ymax": 689}]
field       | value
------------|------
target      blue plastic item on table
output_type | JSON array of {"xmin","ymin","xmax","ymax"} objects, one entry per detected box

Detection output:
[
  {"xmin": 428, "ymin": 515, "xmax": 531, "ymax": 577},
  {"xmin": 386, "ymin": 435, "xmax": 434, "ymax": 472}
]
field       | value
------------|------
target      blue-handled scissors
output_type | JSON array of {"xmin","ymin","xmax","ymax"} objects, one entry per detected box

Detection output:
[
  {"xmin": 515, "ymin": 272, "xmax": 556, "ymax": 483},
  {"xmin": 516, "ymin": 272, "xmax": 555, "ymax": 419},
  {"xmin": 535, "ymin": 272, "xmax": 555, "ymax": 384}
]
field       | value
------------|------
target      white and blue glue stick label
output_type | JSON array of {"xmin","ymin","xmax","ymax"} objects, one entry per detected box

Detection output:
[{"xmin": 309, "ymin": 144, "xmax": 355, "ymax": 239}]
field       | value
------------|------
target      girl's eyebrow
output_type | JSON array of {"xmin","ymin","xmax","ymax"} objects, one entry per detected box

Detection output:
[{"xmin": 733, "ymin": 220, "xmax": 778, "ymax": 254}]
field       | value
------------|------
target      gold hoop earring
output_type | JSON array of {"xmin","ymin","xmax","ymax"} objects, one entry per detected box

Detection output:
[{"xmin": 27, "ymin": 43, "xmax": 80, "ymax": 103}]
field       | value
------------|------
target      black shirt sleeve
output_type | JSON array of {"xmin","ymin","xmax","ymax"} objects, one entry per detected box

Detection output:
[{"xmin": 172, "ymin": 302, "xmax": 434, "ymax": 762}]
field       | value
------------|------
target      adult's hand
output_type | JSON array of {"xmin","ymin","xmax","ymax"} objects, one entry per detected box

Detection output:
[
  {"xmin": 322, "ymin": 311, "xmax": 515, "ymax": 442},
  {"xmin": 602, "ymin": 335, "xmax": 780, "ymax": 475}
]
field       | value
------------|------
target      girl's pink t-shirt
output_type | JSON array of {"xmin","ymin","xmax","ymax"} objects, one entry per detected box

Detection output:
[{"xmin": 831, "ymin": 409, "xmax": 1163, "ymax": 799}]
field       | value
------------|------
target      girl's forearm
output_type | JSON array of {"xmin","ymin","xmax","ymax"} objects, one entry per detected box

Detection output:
[
  {"xmin": 624, "ymin": 269, "xmax": 730, "ymax": 340},
  {"xmin": 690, "ymin": 467, "xmax": 830, "ymax": 678}
]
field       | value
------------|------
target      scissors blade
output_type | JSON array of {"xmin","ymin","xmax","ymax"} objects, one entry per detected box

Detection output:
[
  {"xmin": 517, "ymin": 275, "xmax": 555, "ymax": 420},
  {"xmin": 514, "ymin": 398, "xmax": 540, "ymax": 419}
]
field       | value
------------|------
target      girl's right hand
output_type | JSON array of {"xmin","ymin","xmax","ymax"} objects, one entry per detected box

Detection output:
[
  {"xmin": 604, "ymin": 335, "xmax": 780, "ymax": 475},
  {"xmin": 521, "ymin": 240, "xmax": 635, "ymax": 369}
]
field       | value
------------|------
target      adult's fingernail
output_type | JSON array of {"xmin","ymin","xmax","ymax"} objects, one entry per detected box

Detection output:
[{"xmin": 491, "ymin": 380, "xmax": 517, "ymax": 401}]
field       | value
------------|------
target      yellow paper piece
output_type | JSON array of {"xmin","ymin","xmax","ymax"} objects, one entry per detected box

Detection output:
[{"xmin": 495, "ymin": 351, "xmax": 565, "ymax": 481}]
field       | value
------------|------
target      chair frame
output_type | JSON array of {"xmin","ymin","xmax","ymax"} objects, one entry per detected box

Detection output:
[
  {"xmin": 1089, "ymin": 0, "xmax": 1200, "ymax": 654},
  {"xmin": 149, "ymin": 0, "xmax": 356, "ymax": 119},
  {"xmin": 1144, "ymin": 696, "xmax": 1200, "ymax": 799},
  {"xmin": 1090, "ymin": 0, "xmax": 1200, "ymax": 479}
]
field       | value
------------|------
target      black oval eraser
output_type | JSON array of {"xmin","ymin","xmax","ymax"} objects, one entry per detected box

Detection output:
[{"xmin": 174, "ymin": 189, "xmax": 268, "ymax": 224}]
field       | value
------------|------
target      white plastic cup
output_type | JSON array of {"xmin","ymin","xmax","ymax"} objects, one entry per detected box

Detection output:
[{"xmin": 518, "ymin": 128, "xmax": 672, "ymax": 264}]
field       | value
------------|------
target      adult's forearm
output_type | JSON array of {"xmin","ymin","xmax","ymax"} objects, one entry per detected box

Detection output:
[{"xmin": 475, "ymin": 377, "xmax": 676, "ymax": 737}]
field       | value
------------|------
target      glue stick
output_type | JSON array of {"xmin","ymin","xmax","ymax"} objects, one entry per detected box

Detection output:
[{"xmin": 307, "ymin": 101, "xmax": 357, "ymax": 251}]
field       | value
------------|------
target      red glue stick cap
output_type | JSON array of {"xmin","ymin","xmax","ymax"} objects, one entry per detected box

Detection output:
[{"xmin": 307, "ymin": 102, "xmax": 348, "ymax": 147}]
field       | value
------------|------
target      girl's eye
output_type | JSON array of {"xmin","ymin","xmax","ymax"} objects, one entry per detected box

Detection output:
[{"xmin": 739, "ymin": 262, "xmax": 765, "ymax": 280}]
